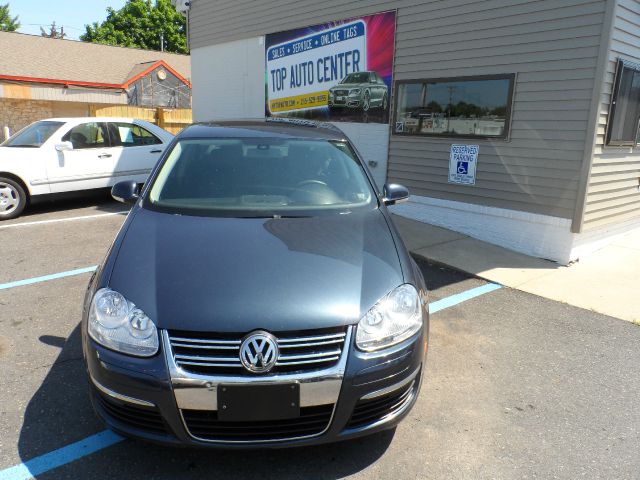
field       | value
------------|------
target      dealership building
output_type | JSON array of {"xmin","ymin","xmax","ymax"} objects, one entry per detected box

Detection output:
[{"xmin": 181, "ymin": 0, "xmax": 640, "ymax": 264}]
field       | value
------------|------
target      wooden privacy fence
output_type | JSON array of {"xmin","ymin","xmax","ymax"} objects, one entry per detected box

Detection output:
[{"xmin": 89, "ymin": 105, "xmax": 192, "ymax": 135}]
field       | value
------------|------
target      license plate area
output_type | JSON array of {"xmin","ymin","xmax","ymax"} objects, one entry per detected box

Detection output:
[{"xmin": 217, "ymin": 383, "xmax": 300, "ymax": 421}]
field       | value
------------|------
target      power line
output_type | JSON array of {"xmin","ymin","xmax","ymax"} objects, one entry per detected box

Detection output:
[{"xmin": 22, "ymin": 23, "xmax": 85, "ymax": 31}]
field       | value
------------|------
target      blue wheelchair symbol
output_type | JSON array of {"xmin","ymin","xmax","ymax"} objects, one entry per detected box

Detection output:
[{"xmin": 457, "ymin": 161, "xmax": 469, "ymax": 175}]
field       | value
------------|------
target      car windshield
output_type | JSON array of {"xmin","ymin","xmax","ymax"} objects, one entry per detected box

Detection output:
[
  {"xmin": 340, "ymin": 73, "xmax": 370, "ymax": 84},
  {"xmin": 3, "ymin": 121, "xmax": 64, "ymax": 148},
  {"xmin": 147, "ymin": 138, "xmax": 376, "ymax": 217}
]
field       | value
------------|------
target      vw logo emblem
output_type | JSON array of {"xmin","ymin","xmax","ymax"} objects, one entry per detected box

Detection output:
[{"xmin": 239, "ymin": 331, "xmax": 279, "ymax": 373}]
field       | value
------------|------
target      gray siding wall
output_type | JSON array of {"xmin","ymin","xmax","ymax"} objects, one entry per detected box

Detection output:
[
  {"xmin": 189, "ymin": 0, "xmax": 606, "ymax": 220},
  {"xmin": 583, "ymin": 0, "xmax": 640, "ymax": 230}
]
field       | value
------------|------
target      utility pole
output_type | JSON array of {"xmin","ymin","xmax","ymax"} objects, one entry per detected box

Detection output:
[
  {"xmin": 40, "ymin": 21, "xmax": 66, "ymax": 39},
  {"xmin": 160, "ymin": 32, "xmax": 164, "ymax": 52},
  {"xmin": 447, "ymin": 85, "xmax": 456, "ymax": 132}
]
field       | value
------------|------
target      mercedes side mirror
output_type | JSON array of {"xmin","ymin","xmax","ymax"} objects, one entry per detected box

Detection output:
[
  {"xmin": 55, "ymin": 141, "xmax": 73, "ymax": 152},
  {"xmin": 382, "ymin": 183, "xmax": 409, "ymax": 206},
  {"xmin": 111, "ymin": 181, "xmax": 140, "ymax": 205}
]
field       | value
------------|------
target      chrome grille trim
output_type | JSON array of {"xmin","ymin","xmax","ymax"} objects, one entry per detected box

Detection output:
[
  {"xmin": 276, "ymin": 356, "xmax": 340, "ymax": 366},
  {"xmin": 177, "ymin": 361, "xmax": 242, "ymax": 368},
  {"xmin": 163, "ymin": 328, "xmax": 353, "ymax": 443},
  {"xmin": 171, "ymin": 342, "xmax": 239, "ymax": 350},
  {"xmin": 167, "ymin": 328, "xmax": 348, "ymax": 375},
  {"xmin": 277, "ymin": 350, "xmax": 341, "ymax": 361},
  {"xmin": 174, "ymin": 354, "xmax": 240, "ymax": 362},
  {"xmin": 277, "ymin": 332, "xmax": 346, "ymax": 344},
  {"xmin": 279, "ymin": 339, "xmax": 344, "ymax": 348},
  {"xmin": 169, "ymin": 337, "xmax": 241, "ymax": 345}
]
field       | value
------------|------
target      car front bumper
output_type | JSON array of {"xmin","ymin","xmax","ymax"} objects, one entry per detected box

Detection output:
[
  {"xmin": 83, "ymin": 323, "xmax": 427, "ymax": 448},
  {"xmin": 328, "ymin": 93, "xmax": 362, "ymax": 108}
]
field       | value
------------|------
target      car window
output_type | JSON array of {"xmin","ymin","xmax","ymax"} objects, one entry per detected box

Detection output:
[
  {"xmin": 3, "ymin": 121, "xmax": 64, "ymax": 148},
  {"xmin": 62, "ymin": 123, "xmax": 109, "ymax": 150},
  {"xmin": 340, "ymin": 72, "xmax": 371, "ymax": 84},
  {"xmin": 109, "ymin": 122, "xmax": 162, "ymax": 147},
  {"xmin": 147, "ymin": 138, "xmax": 376, "ymax": 217}
]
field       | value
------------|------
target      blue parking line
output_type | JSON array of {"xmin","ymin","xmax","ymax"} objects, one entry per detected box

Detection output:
[
  {"xmin": 429, "ymin": 282, "xmax": 502, "ymax": 314},
  {"xmin": 0, "ymin": 430, "xmax": 123, "ymax": 480},
  {"xmin": 0, "ymin": 266, "xmax": 97, "ymax": 291},
  {"xmin": 0, "ymin": 280, "xmax": 502, "ymax": 479}
]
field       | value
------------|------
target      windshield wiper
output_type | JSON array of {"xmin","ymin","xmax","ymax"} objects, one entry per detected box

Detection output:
[{"xmin": 6, "ymin": 144, "xmax": 39, "ymax": 148}]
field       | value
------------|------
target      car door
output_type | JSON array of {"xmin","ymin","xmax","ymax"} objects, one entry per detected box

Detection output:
[
  {"xmin": 46, "ymin": 121, "xmax": 116, "ymax": 193},
  {"xmin": 107, "ymin": 122, "xmax": 165, "ymax": 185}
]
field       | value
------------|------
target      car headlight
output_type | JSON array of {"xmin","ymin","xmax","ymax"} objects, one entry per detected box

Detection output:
[
  {"xmin": 356, "ymin": 284, "xmax": 423, "ymax": 352},
  {"xmin": 349, "ymin": 88, "xmax": 361, "ymax": 95},
  {"xmin": 88, "ymin": 288, "xmax": 159, "ymax": 357}
]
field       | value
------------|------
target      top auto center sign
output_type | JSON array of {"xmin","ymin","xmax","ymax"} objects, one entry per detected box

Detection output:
[{"xmin": 266, "ymin": 20, "xmax": 366, "ymax": 114}]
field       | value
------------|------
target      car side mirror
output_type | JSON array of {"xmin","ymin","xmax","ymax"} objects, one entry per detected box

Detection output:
[
  {"xmin": 55, "ymin": 141, "xmax": 73, "ymax": 152},
  {"xmin": 111, "ymin": 181, "xmax": 139, "ymax": 205},
  {"xmin": 382, "ymin": 183, "xmax": 409, "ymax": 206}
]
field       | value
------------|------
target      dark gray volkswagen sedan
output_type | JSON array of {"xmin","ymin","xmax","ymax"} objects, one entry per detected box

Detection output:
[{"xmin": 82, "ymin": 119, "xmax": 429, "ymax": 447}]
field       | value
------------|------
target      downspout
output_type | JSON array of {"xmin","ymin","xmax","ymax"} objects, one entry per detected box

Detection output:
[{"xmin": 571, "ymin": 0, "xmax": 618, "ymax": 233}]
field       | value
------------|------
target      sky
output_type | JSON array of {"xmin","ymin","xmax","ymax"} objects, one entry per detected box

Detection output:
[{"xmin": 10, "ymin": 0, "xmax": 128, "ymax": 40}]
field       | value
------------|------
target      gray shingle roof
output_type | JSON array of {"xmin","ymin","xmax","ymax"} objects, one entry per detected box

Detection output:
[{"xmin": 0, "ymin": 31, "xmax": 190, "ymax": 85}]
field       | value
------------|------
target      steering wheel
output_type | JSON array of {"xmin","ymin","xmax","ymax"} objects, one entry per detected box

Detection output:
[{"xmin": 296, "ymin": 180, "xmax": 328, "ymax": 188}]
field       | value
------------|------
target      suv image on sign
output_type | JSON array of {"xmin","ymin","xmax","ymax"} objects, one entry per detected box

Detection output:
[
  {"xmin": 82, "ymin": 119, "xmax": 428, "ymax": 447},
  {"xmin": 328, "ymin": 71, "xmax": 389, "ymax": 112}
]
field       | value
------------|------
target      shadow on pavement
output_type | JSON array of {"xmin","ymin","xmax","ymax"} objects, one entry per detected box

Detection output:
[
  {"xmin": 17, "ymin": 326, "xmax": 102, "ymax": 464},
  {"xmin": 127, "ymin": 428, "xmax": 395, "ymax": 479},
  {"xmin": 412, "ymin": 254, "xmax": 473, "ymax": 292},
  {"xmin": 22, "ymin": 189, "xmax": 126, "ymax": 218},
  {"xmin": 19, "ymin": 325, "xmax": 394, "ymax": 479}
]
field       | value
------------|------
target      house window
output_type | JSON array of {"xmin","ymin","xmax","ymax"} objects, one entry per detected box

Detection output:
[
  {"xmin": 393, "ymin": 74, "xmax": 515, "ymax": 139},
  {"xmin": 606, "ymin": 59, "xmax": 640, "ymax": 146}
]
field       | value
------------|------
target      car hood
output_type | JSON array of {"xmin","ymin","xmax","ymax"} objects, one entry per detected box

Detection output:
[
  {"xmin": 108, "ymin": 207, "xmax": 404, "ymax": 333},
  {"xmin": 330, "ymin": 83, "xmax": 363, "ymax": 90}
]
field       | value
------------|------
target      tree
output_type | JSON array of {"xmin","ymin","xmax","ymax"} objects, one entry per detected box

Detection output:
[
  {"xmin": 0, "ymin": 3, "xmax": 19, "ymax": 32},
  {"xmin": 40, "ymin": 21, "xmax": 67, "ymax": 39},
  {"xmin": 425, "ymin": 101, "xmax": 443, "ymax": 114},
  {"xmin": 489, "ymin": 106, "xmax": 507, "ymax": 118},
  {"xmin": 81, "ymin": 0, "xmax": 187, "ymax": 54}
]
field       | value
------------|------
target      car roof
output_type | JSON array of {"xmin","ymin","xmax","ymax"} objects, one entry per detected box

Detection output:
[
  {"xmin": 177, "ymin": 119, "xmax": 350, "ymax": 141},
  {"xmin": 44, "ymin": 117, "xmax": 147, "ymax": 123}
]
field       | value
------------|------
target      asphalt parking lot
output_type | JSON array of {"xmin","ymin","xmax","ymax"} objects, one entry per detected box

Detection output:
[{"xmin": 1, "ymin": 193, "xmax": 639, "ymax": 480}]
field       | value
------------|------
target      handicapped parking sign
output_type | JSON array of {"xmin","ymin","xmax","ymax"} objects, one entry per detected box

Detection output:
[{"xmin": 449, "ymin": 144, "xmax": 478, "ymax": 185}]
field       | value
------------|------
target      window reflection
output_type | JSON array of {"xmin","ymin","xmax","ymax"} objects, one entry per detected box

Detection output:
[{"xmin": 394, "ymin": 75, "xmax": 514, "ymax": 138}]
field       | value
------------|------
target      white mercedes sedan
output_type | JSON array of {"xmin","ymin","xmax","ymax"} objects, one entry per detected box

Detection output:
[{"xmin": 0, "ymin": 118, "xmax": 174, "ymax": 219}]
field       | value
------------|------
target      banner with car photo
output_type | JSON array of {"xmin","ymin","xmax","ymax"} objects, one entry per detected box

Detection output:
[{"xmin": 265, "ymin": 11, "xmax": 396, "ymax": 124}]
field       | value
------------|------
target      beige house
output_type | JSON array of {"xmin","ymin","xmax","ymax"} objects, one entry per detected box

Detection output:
[
  {"xmin": 0, "ymin": 32, "xmax": 191, "ymax": 140},
  {"xmin": 184, "ymin": 0, "xmax": 640, "ymax": 264}
]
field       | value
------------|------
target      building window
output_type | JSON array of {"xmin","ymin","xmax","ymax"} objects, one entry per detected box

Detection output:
[
  {"xmin": 393, "ymin": 74, "xmax": 515, "ymax": 139},
  {"xmin": 606, "ymin": 59, "xmax": 640, "ymax": 146}
]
